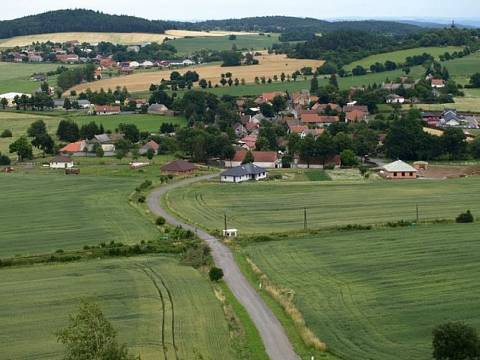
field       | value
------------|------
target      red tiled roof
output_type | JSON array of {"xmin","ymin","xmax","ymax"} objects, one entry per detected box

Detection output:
[
  {"xmin": 60, "ymin": 140, "xmax": 85, "ymax": 153},
  {"xmin": 233, "ymin": 150, "xmax": 278, "ymax": 163},
  {"xmin": 289, "ymin": 125, "xmax": 307, "ymax": 134},
  {"xmin": 95, "ymin": 105, "xmax": 121, "ymax": 113},
  {"xmin": 431, "ymin": 78, "xmax": 445, "ymax": 86},
  {"xmin": 161, "ymin": 160, "xmax": 196, "ymax": 172},
  {"xmin": 301, "ymin": 114, "xmax": 339, "ymax": 124},
  {"xmin": 261, "ymin": 92, "xmax": 285, "ymax": 102},
  {"xmin": 245, "ymin": 122, "xmax": 259, "ymax": 130},
  {"xmin": 346, "ymin": 110, "xmax": 367, "ymax": 122},
  {"xmin": 143, "ymin": 140, "xmax": 159, "ymax": 151}
]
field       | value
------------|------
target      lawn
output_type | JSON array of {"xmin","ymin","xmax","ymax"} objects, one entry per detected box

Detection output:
[
  {"xmin": 242, "ymin": 222, "xmax": 480, "ymax": 360},
  {"xmin": 167, "ymin": 34, "xmax": 280, "ymax": 54},
  {"xmin": 0, "ymin": 173, "xmax": 158, "ymax": 257},
  {"xmin": 344, "ymin": 46, "xmax": 464, "ymax": 71},
  {"xmin": 0, "ymin": 62, "xmax": 73, "ymax": 93},
  {"xmin": 0, "ymin": 256, "xmax": 239, "ymax": 360},
  {"xmin": 164, "ymin": 176, "xmax": 480, "ymax": 234}
]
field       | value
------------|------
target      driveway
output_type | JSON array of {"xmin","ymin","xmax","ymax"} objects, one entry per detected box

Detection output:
[{"xmin": 147, "ymin": 174, "xmax": 300, "ymax": 360}]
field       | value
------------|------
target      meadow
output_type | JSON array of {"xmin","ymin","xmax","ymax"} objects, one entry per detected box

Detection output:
[
  {"xmin": 0, "ymin": 111, "xmax": 186, "ymax": 156},
  {"xmin": 164, "ymin": 176, "xmax": 480, "ymax": 234},
  {"xmin": 344, "ymin": 46, "xmax": 465, "ymax": 71},
  {"xmin": 0, "ymin": 62, "xmax": 72, "ymax": 93},
  {"xmin": 242, "ymin": 222, "xmax": 480, "ymax": 360},
  {"xmin": 167, "ymin": 34, "xmax": 280, "ymax": 54},
  {"xmin": 0, "ymin": 173, "xmax": 159, "ymax": 257},
  {"xmin": 0, "ymin": 30, "xmax": 258, "ymax": 47},
  {"xmin": 0, "ymin": 256, "xmax": 239, "ymax": 360}
]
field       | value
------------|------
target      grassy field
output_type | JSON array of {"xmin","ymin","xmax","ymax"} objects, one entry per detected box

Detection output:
[
  {"xmin": 344, "ymin": 46, "xmax": 464, "ymax": 71},
  {"xmin": 0, "ymin": 30, "xmax": 259, "ymax": 47},
  {"xmin": 0, "ymin": 173, "xmax": 159, "ymax": 257},
  {"xmin": 167, "ymin": 34, "xmax": 280, "ymax": 54},
  {"xmin": 242, "ymin": 222, "xmax": 480, "ymax": 360},
  {"xmin": 0, "ymin": 111, "xmax": 186, "ymax": 156},
  {"xmin": 73, "ymin": 54, "xmax": 325, "ymax": 93},
  {"xmin": 0, "ymin": 62, "xmax": 72, "ymax": 93},
  {"xmin": 164, "ymin": 176, "xmax": 480, "ymax": 234},
  {"xmin": 0, "ymin": 256, "xmax": 239, "ymax": 360}
]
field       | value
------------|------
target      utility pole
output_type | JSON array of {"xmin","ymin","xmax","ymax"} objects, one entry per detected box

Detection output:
[
  {"xmin": 416, "ymin": 204, "xmax": 419, "ymax": 223},
  {"xmin": 224, "ymin": 213, "xmax": 227, "ymax": 232},
  {"xmin": 304, "ymin": 207, "xmax": 307, "ymax": 232}
]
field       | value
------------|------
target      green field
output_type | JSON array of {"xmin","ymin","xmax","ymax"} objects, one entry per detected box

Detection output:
[
  {"xmin": 0, "ymin": 256, "xmax": 239, "ymax": 360},
  {"xmin": 0, "ymin": 173, "xmax": 158, "ymax": 257},
  {"xmin": 0, "ymin": 62, "xmax": 73, "ymax": 93},
  {"xmin": 167, "ymin": 34, "xmax": 280, "ymax": 54},
  {"xmin": 344, "ymin": 46, "xmax": 464, "ymax": 71},
  {"xmin": 164, "ymin": 176, "xmax": 480, "ymax": 234},
  {"xmin": 443, "ymin": 51, "xmax": 480, "ymax": 85},
  {"xmin": 242, "ymin": 222, "xmax": 480, "ymax": 360},
  {"xmin": 0, "ymin": 111, "xmax": 186, "ymax": 156}
]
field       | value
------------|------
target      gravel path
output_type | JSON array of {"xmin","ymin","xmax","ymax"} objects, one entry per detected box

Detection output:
[{"xmin": 147, "ymin": 174, "xmax": 300, "ymax": 360}]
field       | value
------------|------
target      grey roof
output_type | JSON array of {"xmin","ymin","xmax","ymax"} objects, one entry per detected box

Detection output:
[
  {"xmin": 54, "ymin": 99, "xmax": 65, "ymax": 106},
  {"xmin": 94, "ymin": 134, "xmax": 111, "ymax": 143},
  {"xmin": 221, "ymin": 163, "xmax": 266, "ymax": 177},
  {"xmin": 77, "ymin": 100, "xmax": 91, "ymax": 106},
  {"xmin": 382, "ymin": 160, "xmax": 417, "ymax": 173}
]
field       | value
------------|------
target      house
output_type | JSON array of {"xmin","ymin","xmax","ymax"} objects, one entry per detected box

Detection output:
[
  {"xmin": 300, "ymin": 113, "xmax": 339, "ymax": 126},
  {"xmin": 245, "ymin": 121, "xmax": 260, "ymax": 134},
  {"xmin": 291, "ymin": 90, "xmax": 312, "ymax": 107},
  {"xmin": 220, "ymin": 163, "xmax": 268, "ymax": 183},
  {"xmin": 60, "ymin": 140, "xmax": 88, "ymax": 156},
  {"xmin": 54, "ymin": 99, "xmax": 65, "ymax": 108},
  {"xmin": 49, "ymin": 155, "xmax": 74, "ymax": 169},
  {"xmin": 312, "ymin": 103, "xmax": 341, "ymax": 114},
  {"xmin": 386, "ymin": 94, "xmax": 405, "ymax": 104},
  {"xmin": 139, "ymin": 140, "xmax": 160, "ymax": 155},
  {"xmin": 380, "ymin": 160, "xmax": 417, "ymax": 179},
  {"xmin": 226, "ymin": 150, "xmax": 281, "ymax": 168},
  {"xmin": 239, "ymin": 135, "xmax": 258, "ymax": 150},
  {"xmin": 431, "ymin": 78, "xmax": 445, "ymax": 88},
  {"xmin": 148, "ymin": 103, "xmax": 172, "ymax": 116},
  {"xmin": 342, "ymin": 104, "xmax": 369, "ymax": 113},
  {"xmin": 77, "ymin": 100, "xmax": 91, "ymax": 109},
  {"xmin": 141, "ymin": 61, "xmax": 154, "ymax": 68},
  {"xmin": 255, "ymin": 91, "xmax": 285, "ymax": 104},
  {"xmin": 0, "ymin": 92, "xmax": 31, "ymax": 107},
  {"xmin": 161, "ymin": 160, "xmax": 196, "ymax": 174},
  {"xmin": 346, "ymin": 110, "xmax": 368, "ymax": 122},
  {"xmin": 56, "ymin": 54, "xmax": 79, "ymax": 63},
  {"xmin": 233, "ymin": 123, "xmax": 248, "ymax": 138},
  {"xmin": 293, "ymin": 154, "xmax": 341, "ymax": 169},
  {"xmin": 129, "ymin": 61, "xmax": 140, "ymax": 68},
  {"xmin": 182, "ymin": 59, "xmax": 196, "ymax": 66},
  {"xmin": 95, "ymin": 105, "xmax": 121, "ymax": 115},
  {"xmin": 28, "ymin": 53, "xmax": 43, "ymax": 62}
]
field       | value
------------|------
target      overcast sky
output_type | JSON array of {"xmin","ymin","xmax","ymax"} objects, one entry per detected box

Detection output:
[{"xmin": 1, "ymin": 0, "xmax": 480, "ymax": 21}]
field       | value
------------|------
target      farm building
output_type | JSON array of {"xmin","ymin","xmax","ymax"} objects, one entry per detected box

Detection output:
[
  {"xmin": 220, "ymin": 164, "xmax": 268, "ymax": 183},
  {"xmin": 95, "ymin": 105, "xmax": 121, "ymax": 115},
  {"xmin": 49, "ymin": 155, "xmax": 74, "ymax": 169},
  {"xmin": 293, "ymin": 155, "xmax": 341, "ymax": 169},
  {"xmin": 380, "ymin": 160, "xmax": 418, "ymax": 180},
  {"xmin": 139, "ymin": 140, "xmax": 159, "ymax": 155},
  {"xmin": 59, "ymin": 140, "xmax": 87, "ymax": 156},
  {"xmin": 0, "ymin": 92, "xmax": 31, "ymax": 107},
  {"xmin": 431, "ymin": 78, "xmax": 445, "ymax": 88},
  {"xmin": 161, "ymin": 160, "xmax": 196, "ymax": 174},
  {"xmin": 148, "ymin": 103, "xmax": 173, "ymax": 116},
  {"xmin": 226, "ymin": 150, "xmax": 281, "ymax": 168}
]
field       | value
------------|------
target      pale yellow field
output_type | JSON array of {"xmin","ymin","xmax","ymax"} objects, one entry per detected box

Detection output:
[
  {"xmin": 0, "ymin": 30, "xmax": 260, "ymax": 47},
  {"xmin": 72, "ymin": 54, "xmax": 325, "ymax": 93}
]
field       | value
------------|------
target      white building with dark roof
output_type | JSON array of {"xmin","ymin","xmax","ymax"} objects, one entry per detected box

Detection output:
[{"xmin": 220, "ymin": 164, "xmax": 268, "ymax": 183}]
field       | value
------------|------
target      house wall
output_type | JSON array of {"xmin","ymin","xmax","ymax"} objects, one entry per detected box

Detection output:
[
  {"xmin": 50, "ymin": 162, "xmax": 74, "ymax": 169},
  {"xmin": 382, "ymin": 171, "xmax": 417, "ymax": 179}
]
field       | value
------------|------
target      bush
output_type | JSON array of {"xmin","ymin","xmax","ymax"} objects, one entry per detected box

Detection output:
[
  {"xmin": 433, "ymin": 322, "xmax": 479, "ymax": 360},
  {"xmin": 323, "ymin": 164, "xmax": 335, "ymax": 170},
  {"xmin": 0, "ymin": 129, "xmax": 12, "ymax": 138},
  {"xmin": 156, "ymin": 217, "xmax": 166, "ymax": 226},
  {"xmin": 181, "ymin": 244, "xmax": 211, "ymax": 268},
  {"xmin": 456, "ymin": 210, "xmax": 474, "ymax": 223},
  {"xmin": 0, "ymin": 153, "xmax": 11, "ymax": 166},
  {"xmin": 340, "ymin": 149, "xmax": 358, "ymax": 167},
  {"xmin": 209, "ymin": 267, "xmax": 224, "ymax": 282},
  {"xmin": 137, "ymin": 195, "xmax": 146, "ymax": 203}
]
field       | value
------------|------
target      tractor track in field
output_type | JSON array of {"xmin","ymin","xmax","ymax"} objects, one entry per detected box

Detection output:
[
  {"xmin": 138, "ymin": 264, "xmax": 178, "ymax": 360},
  {"xmin": 147, "ymin": 173, "xmax": 300, "ymax": 360}
]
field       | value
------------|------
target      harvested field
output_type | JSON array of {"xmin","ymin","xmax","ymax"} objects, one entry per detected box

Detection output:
[
  {"xmin": 72, "ymin": 54, "xmax": 325, "ymax": 93},
  {"xmin": 0, "ymin": 30, "xmax": 260, "ymax": 47},
  {"xmin": 418, "ymin": 164, "xmax": 480, "ymax": 179}
]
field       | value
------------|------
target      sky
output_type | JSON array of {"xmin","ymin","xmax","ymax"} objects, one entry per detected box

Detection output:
[{"xmin": 1, "ymin": 0, "xmax": 480, "ymax": 21}]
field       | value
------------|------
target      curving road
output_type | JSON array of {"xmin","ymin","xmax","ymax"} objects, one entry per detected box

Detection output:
[{"xmin": 147, "ymin": 174, "xmax": 300, "ymax": 360}]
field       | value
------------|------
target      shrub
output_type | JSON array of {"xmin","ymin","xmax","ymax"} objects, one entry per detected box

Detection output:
[
  {"xmin": 340, "ymin": 149, "xmax": 358, "ymax": 167},
  {"xmin": 323, "ymin": 164, "xmax": 335, "ymax": 170},
  {"xmin": 137, "ymin": 195, "xmax": 146, "ymax": 203},
  {"xmin": 209, "ymin": 267, "xmax": 224, "ymax": 282},
  {"xmin": 181, "ymin": 244, "xmax": 211, "ymax": 268},
  {"xmin": 456, "ymin": 210, "xmax": 474, "ymax": 223},
  {"xmin": 0, "ymin": 129, "xmax": 12, "ymax": 138},
  {"xmin": 433, "ymin": 322, "xmax": 479, "ymax": 360},
  {"xmin": 0, "ymin": 153, "xmax": 11, "ymax": 165},
  {"xmin": 156, "ymin": 217, "xmax": 166, "ymax": 226}
]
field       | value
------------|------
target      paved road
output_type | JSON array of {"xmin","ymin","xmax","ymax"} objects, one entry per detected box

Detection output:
[{"xmin": 147, "ymin": 174, "xmax": 300, "ymax": 360}]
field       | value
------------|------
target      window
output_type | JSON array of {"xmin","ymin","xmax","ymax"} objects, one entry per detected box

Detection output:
[
  {"xmin": 402, "ymin": 172, "xmax": 405, "ymax": 177},
  {"xmin": 393, "ymin": 172, "xmax": 397, "ymax": 177}
]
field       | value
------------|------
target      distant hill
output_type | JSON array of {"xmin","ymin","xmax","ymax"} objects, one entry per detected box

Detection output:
[{"xmin": 0, "ymin": 10, "xmax": 424, "ymax": 41}]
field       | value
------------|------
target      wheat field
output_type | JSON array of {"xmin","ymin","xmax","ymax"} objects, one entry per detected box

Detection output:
[
  {"xmin": 0, "ymin": 30, "xmax": 260, "ymax": 47},
  {"xmin": 73, "ymin": 54, "xmax": 324, "ymax": 93}
]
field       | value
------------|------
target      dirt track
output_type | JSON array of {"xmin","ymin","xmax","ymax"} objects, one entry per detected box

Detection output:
[{"xmin": 147, "ymin": 174, "xmax": 300, "ymax": 360}]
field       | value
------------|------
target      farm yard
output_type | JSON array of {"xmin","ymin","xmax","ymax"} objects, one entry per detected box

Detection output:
[
  {"xmin": 0, "ymin": 173, "xmax": 159, "ymax": 257},
  {"xmin": 73, "ymin": 54, "xmax": 325, "ymax": 93},
  {"xmin": 242, "ymin": 222, "xmax": 480, "ymax": 360},
  {"xmin": 0, "ymin": 30, "xmax": 261, "ymax": 47},
  {"xmin": 0, "ymin": 256, "xmax": 239, "ymax": 360},
  {"xmin": 164, "ymin": 175, "xmax": 480, "ymax": 234}
]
